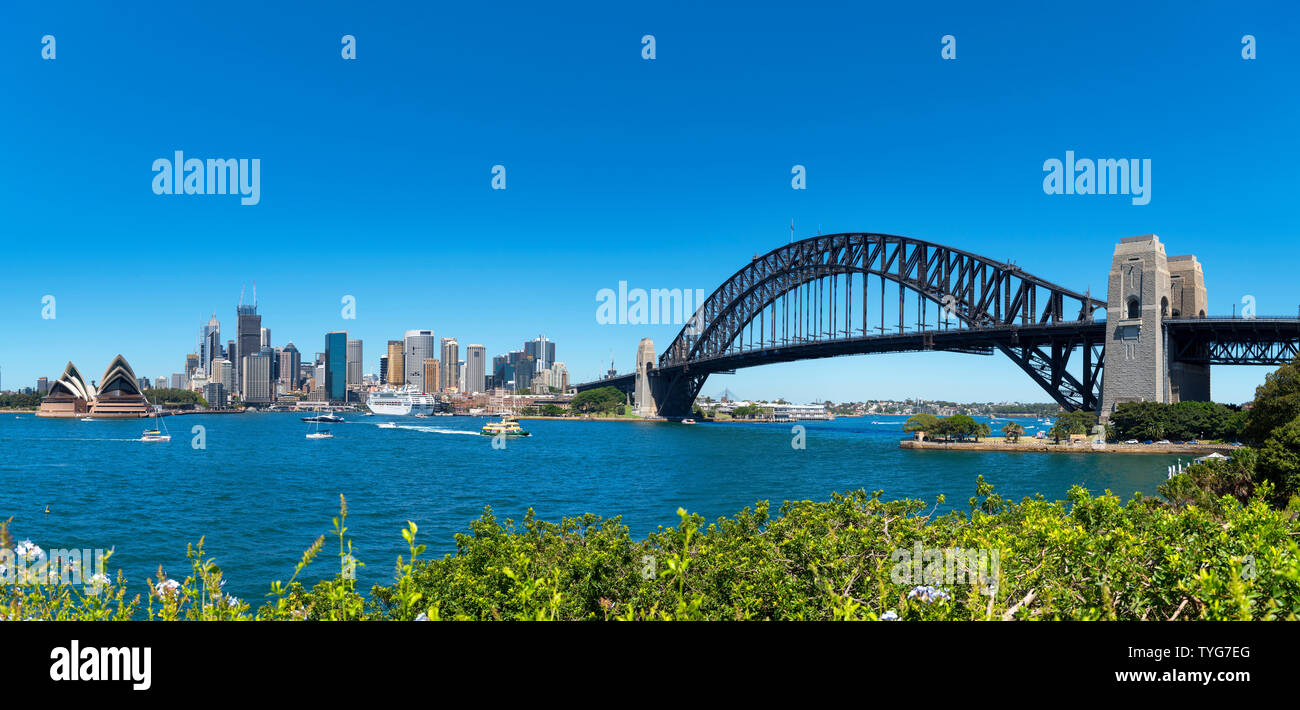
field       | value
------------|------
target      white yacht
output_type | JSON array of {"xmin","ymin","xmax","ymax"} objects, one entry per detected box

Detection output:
[{"xmin": 365, "ymin": 386, "xmax": 437, "ymax": 416}]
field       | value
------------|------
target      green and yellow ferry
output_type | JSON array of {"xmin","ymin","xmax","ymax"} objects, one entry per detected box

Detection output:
[{"xmin": 480, "ymin": 414, "xmax": 531, "ymax": 437}]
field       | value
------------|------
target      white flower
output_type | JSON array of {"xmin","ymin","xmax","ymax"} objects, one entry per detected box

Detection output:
[
  {"xmin": 89, "ymin": 573, "xmax": 110, "ymax": 586},
  {"xmin": 154, "ymin": 578, "xmax": 181, "ymax": 597},
  {"xmin": 880, "ymin": 610, "xmax": 900, "ymax": 621},
  {"xmin": 225, "ymin": 595, "xmax": 241, "ymax": 608},
  {"xmin": 415, "ymin": 612, "xmax": 429, "ymax": 621},
  {"xmin": 15, "ymin": 540, "xmax": 43, "ymax": 562}
]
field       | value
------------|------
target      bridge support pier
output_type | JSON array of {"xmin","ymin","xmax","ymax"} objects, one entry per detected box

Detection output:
[{"xmin": 1100, "ymin": 235, "xmax": 1209, "ymax": 418}]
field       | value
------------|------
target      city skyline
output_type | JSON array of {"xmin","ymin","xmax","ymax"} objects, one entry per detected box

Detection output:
[{"xmin": 2, "ymin": 2, "xmax": 1295, "ymax": 403}]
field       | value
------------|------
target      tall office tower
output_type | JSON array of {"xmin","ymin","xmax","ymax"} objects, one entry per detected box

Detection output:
[
  {"xmin": 241, "ymin": 350, "xmax": 274, "ymax": 404},
  {"xmin": 403, "ymin": 330, "xmax": 435, "ymax": 390},
  {"xmin": 325, "ymin": 331, "xmax": 348, "ymax": 403},
  {"xmin": 346, "ymin": 339, "xmax": 363, "ymax": 388},
  {"xmin": 36, "ymin": 377, "xmax": 49, "ymax": 395},
  {"xmin": 422, "ymin": 359, "xmax": 440, "ymax": 395},
  {"xmin": 260, "ymin": 327, "xmax": 271, "ymax": 348},
  {"xmin": 458, "ymin": 361, "xmax": 466, "ymax": 393},
  {"xmin": 464, "ymin": 345, "xmax": 486, "ymax": 395},
  {"xmin": 155, "ymin": 376, "xmax": 168, "ymax": 390},
  {"xmin": 492, "ymin": 354, "xmax": 515, "ymax": 390},
  {"xmin": 185, "ymin": 353, "xmax": 200, "ymax": 380},
  {"xmin": 210, "ymin": 358, "xmax": 233, "ymax": 394},
  {"xmin": 280, "ymin": 342, "xmax": 301, "ymax": 390},
  {"xmin": 440, "ymin": 338, "xmax": 459, "ymax": 391},
  {"xmin": 551, "ymin": 362, "xmax": 569, "ymax": 391},
  {"xmin": 386, "ymin": 340, "xmax": 405, "ymax": 386},
  {"xmin": 201, "ymin": 313, "xmax": 221, "ymax": 375},
  {"xmin": 379, "ymin": 355, "xmax": 388, "ymax": 385},
  {"xmin": 235, "ymin": 293, "xmax": 260, "ymax": 394},
  {"xmin": 508, "ymin": 350, "xmax": 534, "ymax": 390},
  {"xmin": 525, "ymin": 335, "xmax": 555, "ymax": 373}
]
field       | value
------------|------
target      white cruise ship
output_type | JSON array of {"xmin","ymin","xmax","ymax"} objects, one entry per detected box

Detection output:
[{"xmin": 366, "ymin": 386, "xmax": 437, "ymax": 416}]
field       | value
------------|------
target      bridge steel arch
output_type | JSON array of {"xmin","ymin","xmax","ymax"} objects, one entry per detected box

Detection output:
[{"xmin": 646, "ymin": 233, "xmax": 1107, "ymax": 415}]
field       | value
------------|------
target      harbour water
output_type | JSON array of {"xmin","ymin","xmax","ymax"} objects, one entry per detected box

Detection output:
[{"xmin": 0, "ymin": 413, "xmax": 1184, "ymax": 603}]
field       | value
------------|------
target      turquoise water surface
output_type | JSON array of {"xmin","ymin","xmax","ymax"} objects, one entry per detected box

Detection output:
[{"xmin": 0, "ymin": 413, "xmax": 1182, "ymax": 603}]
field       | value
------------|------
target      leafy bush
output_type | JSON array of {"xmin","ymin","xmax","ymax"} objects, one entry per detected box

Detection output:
[{"xmin": 5, "ymin": 483, "xmax": 1298, "ymax": 621}]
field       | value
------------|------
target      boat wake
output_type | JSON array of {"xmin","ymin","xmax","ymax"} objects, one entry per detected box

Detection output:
[{"xmin": 380, "ymin": 424, "xmax": 478, "ymax": 436}]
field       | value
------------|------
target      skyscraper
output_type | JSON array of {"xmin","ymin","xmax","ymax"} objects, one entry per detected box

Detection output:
[
  {"xmin": 464, "ymin": 345, "xmax": 486, "ymax": 395},
  {"xmin": 260, "ymin": 327, "xmax": 271, "ymax": 348},
  {"xmin": 346, "ymin": 339, "xmax": 363, "ymax": 388},
  {"xmin": 404, "ymin": 330, "xmax": 435, "ymax": 391},
  {"xmin": 325, "ymin": 331, "xmax": 348, "ymax": 402},
  {"xmin": 386, "ymin": 340, "xmax": 405, "ymax": 386},
  {"xmin": 242, "ymin": 350, "xmax": 274, "ymax": 404},
  {"xmin": 525, "ymin": 335, "xmax": 555, "ymax": 374},
  {"xmin": 379, "ymin": 355, "xmax": 388, "ymax": 385},
  {"xmin": 280, "ymin": 342, "xmax": 301, "ymax": 391},
  {"xmin": 235, "ymin": 292, "xmax": 260, "ymax": 394},
  {"xmin": 201, "ymin": 313, "xmax": 221, "ymax": 376},
  {"xmin": 440, "ymin": 338, "xmax": 459, "ymax": 391},
  {"xmin": 422, "ymin": 359, "xmax": 440, "ymax": 396}
]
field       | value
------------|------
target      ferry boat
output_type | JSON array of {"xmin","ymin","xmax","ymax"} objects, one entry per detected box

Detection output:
[
  {"xmin": 480, "ymin": 415, "xmax": 530, "ymax": 437},
  {"xmin": 366, "ymin": 386, "xmax": 437, "ymax": 416}
]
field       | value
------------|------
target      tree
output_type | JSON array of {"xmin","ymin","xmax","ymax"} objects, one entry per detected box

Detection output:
[
  {"xmin": 1050, "ymin": 410, "xmax": 1096, "ymax": 443},
  {"xmin": 946, "ymin": 414, "xmax": 979, "ymax": 442},
  {"xmin": 902, "ymin": 413, "xmax": 940, "ymax": 435},
  {"xmin": 1001, "ymin": 421, "xmax": 1025, "ymax": 442},
  {"xmin": 540, "ymin": 404, "xmax": 564, "ymax": 417},
  {"xmin": 1244, "ymin": 357, "xmax": 1300, "ymax": 446},
  {"xmin": 1257, "ymin": 416, "xmax": 1300, "ymax": 503},
  {"xmin": 570, "ymin": 387, "xmax": 625, "ymax": 415}
]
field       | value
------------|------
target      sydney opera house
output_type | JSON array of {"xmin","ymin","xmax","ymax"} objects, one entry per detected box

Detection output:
[{"xmin": 36, "ymin": 355, "xmax": 152, "ymax": 418}]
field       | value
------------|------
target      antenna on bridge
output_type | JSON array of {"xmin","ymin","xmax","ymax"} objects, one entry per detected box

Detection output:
[{"xmin": 789, "ymin": 219, "xmax": 794, "ymax": 244}]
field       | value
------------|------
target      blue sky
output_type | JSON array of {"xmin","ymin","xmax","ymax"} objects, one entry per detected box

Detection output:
[{"xmin": 1, "ymin": 1, "xmax": 1296, "ymax": 403}]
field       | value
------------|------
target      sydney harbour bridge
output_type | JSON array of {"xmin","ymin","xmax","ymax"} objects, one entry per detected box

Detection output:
[{"xmin": 573, "ymin": 233, "xmax": 1300, "ymax": 419}]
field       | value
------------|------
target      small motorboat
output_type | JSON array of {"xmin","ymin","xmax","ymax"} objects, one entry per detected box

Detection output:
[
  {"xmin": 80, "ymin": 417, "xmax": 95, "ymax": 422},
  {"xmin": 140, "ymin": 429, "xmax": 171, "ymax": 442},
  {"xmin": 681, "ymin": 418, "xmax": 697, "ymax": 424},
  {"xmin": 301, "ymin": 414, "xmax": 344, "ymax": 423},
  {"xmin": 378, "ymin": 422, "xmax": 398, "ymax": 429},
  {"xmin": 413, "ymin": 413, "xmax": 430, "ymax": 418}
]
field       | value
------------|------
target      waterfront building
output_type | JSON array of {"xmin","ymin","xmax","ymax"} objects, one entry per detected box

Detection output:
[
  {"xmin": 440, "ymin": 338, "xmax": 459, "ymax": 392},
  {"xmin": 154, "ymin": 376, "xmax": 168, "ymax": 390},
  {"xmin": 403, "ymin": 330, "xmax": 435, "ymax": 391},
  {"xmin": 203, "ymin": 382, "xmax": 227, "ymax": 409},
  {"xmin": 36, "ymin": 377, "xmax": 48, "ymax": 395},
  {"xmin": 346, "ymin": 339, "xmax": 363, "ymax": 388},
  {"xmin": 326, "ymin": 331, "xmax": 348, "ymax": 403},
  {"xmin": 241, "ymin": 350, "xmax": 274, "ymax": 405},
  {"xmin": 386, "ymin": 340, "xmax": 405, "ymax": 386},
  {"xmin": 170, "ymin": 373, "xmax": 184, "ymax": 389},
  {"xmin": 36, "ymin": 362, "xmax": 94, "ymax": 417},
  {"xmin": 422, "ymin": 358, "xmax": 440, "ymax": 395},
  {"xmin": 465, "ymin": 345, "xmax": 486, "ymax": 395},
  {"xmin": 88, "ymin": 356, "xmax": 150, "ymax": 417}
]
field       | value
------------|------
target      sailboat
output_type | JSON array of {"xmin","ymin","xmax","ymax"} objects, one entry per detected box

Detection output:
[
  {"xmin": 306, "ymin": 418, "xmax": 333, "ymax": 440},
  {"xmin": 140, "ymin": 402, "xmax": 171, "ymax": 442}
]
